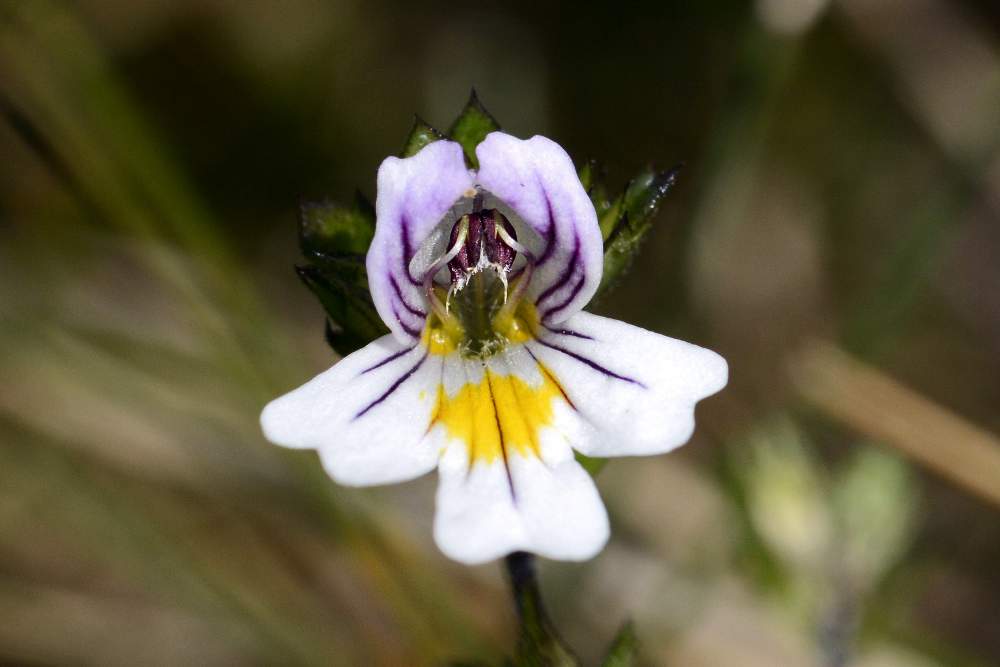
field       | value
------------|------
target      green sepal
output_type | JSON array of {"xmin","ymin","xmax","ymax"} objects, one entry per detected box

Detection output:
[
  {"xmin": 621, "ymin": 165, "xmax": 681, "ymax": 235},
  {"xmin": 295, "ymin": 265, "xmax": 388, "ymax": 355},
  {"xmin": 596, "ymin": 165, "xmax": 681, "ymax": 296},
  {"xmin": 299, "ymin": 196, "xmax": 375, "ymax": 259},
  {"xmin": 448, "ymin": 89, "xmax": 500, "ymax": 168},
  {"xmin": 577, "ymin": 159, "xmax": 597, "ymax": 192},
  {"xmin": 574, "ymin": 451, "xmax": 607, "ymax": 477},
  {"xmin": 401, "ymin": 115, "xmax": 445, "ymax": 157},
  {"xmin": 598, "ymin": 193, "xmax": 624, "ymax": 241},
  {"xmin": 600, "ymin": 621, "xmax": 639, "ymax": 667},
  {"xmin": 579, "ymin": 159, "xmax": 618, "ymax": 237}
]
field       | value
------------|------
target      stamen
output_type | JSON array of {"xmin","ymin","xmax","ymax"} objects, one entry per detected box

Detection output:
[
  {"xmin": 495, "ymin": 222, "xmax": 531, "ymax": 258},
  {"xmin": 423, "ymin": 216, "xmax": 469, "ymax": 328},
  {"xmin": 495, "ymin": 233, "xmax": 535, "ymax": 322}
]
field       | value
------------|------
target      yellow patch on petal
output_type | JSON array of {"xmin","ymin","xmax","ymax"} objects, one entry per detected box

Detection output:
[
  {"xmin": 492, "ymin": 302, "xmax": 538, "ymax": 345},
  {"xmin": 422, "ymin": 302, "xmax": 539, "ymax": 358},
  {"xmin": 423, "ymin": 319, "xmax": 462, "ymax": 356},
  {"xmin": 431, "ymin": 363, "xmax": 565, "ymax": 465}
]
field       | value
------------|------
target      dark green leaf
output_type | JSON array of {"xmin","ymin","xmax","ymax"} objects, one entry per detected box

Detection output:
[
  {"xmin": 579, "ymin": 159, "xmax": 617, "ymax": 233},
  {"xmin": 600, "ymin": 621, "xmax": 639, "ymax": 667},
  {"xmin": 299, "ymin": 200, "xmax": 375, "ymax": 258},
  {"xmin": 596, "ymin": 165, "xmax": 682, "ymax": 296},
  {"xmin": 448, "ymin": 89, "xmax": 500, "ymax": 168},
  {"xmin": 295, "ymin": 265, "xmax": 388, "ymax": 355},
  {"xmin": 401, "ymin": 114, "xmax": 444, "ymax": 157},
  {"xmin": 577, "ymin": 159, "xmax": 597, "ymax": 191},
  {"xmin": 621, "ymin": 165, "xmax": 681, "ymax": 235},
  {"xmin": 598, "ymin": 192, "xmax": 625, "ymax": 242}
]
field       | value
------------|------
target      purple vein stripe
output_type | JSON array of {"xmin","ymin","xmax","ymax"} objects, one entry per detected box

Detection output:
[
  {"xmin": 541, "ymin": 269, "xmax": 585, "ymax": 322},
  {"xmin": 400, "ymin": 215, "xmax": 413, "ymax": 261},
  {"xmin": 392, "ymin": 306, "xmax": 422, "ymax": 338},
  {"xmin": 534, "ymin": 194, "xmax": 558, "ymax": 268},
  {"xmin": 359, "ymin": 345, "xmax": 418, "ymax": 375},
  {"xmin": 531, "ymin": 340, "xmax": 645, "ymax": 388},
  {"xmin": 484, "ymin": 372, "xmax": 518, "ymax": 503},
  {"xmin": 390, "ymin": 275, "xmax": 426, "ymax": 317},
  {"xmin": 535, "ymin": 235, "xmax": 580, "ymax": 307},
  {"xmin": 542, "ymin": 325, "xmax": 593, "ymax": 340},
  {"xmin": 400, "ymin": 217, "xmax": 423, "ymax": 286},
  {"xmin": 353, "ymin": 351, "xmax": 429, "ymax": 419}
]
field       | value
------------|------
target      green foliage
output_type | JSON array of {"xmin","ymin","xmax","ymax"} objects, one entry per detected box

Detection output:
[
  {"xmin": 401, "ymin": 115, "xmax": 445, "ymax": 157},
  {"xmin": 297, "ymin": 196, "xmax": 386, "ymax": 354},
  {"xmin": 448, "ymin": 89, "xmax": 501, "ymax": 168},
  {"xmin": 299, "ymin": 195, "xmax": 375, "ymax": 258},
  {"xmin": 506, "ymin": 553, "xmax": 580, "ymax": 667},
  {"xmin": 295, "ymin": 265, "xmax": 387, "ymax": 355},
  {"xmin": 595, "ymin": 166, "xmax": 682, "ymax": 296},
  {"xmin": 574, "ymin": 451, "xmax": 607, "ymax": 476},
  {"xmin": 600, "ymin": 621, "xmax": 639, "ymax": 667}
]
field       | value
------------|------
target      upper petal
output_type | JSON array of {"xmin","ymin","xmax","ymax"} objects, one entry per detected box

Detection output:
[
  {"xmin": 525, "ymin": 312, "xmax": 728, "ymax": 457},
  {"xmin": 367, "ymin": 141, "xmax": 475, "ymax": 343},
  {"xmin": 260, "ymin": 334, "xmax": 444, "ymax": 486},
  {"xmin": 475, "ymin": 133, "xmax": 603, "ymax": 325}
]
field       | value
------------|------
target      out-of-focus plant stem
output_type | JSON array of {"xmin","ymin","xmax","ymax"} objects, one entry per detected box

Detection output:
[
  {"xmin": 790, "ymin": 340, "xmax": 1000, "ymax": 507},
  {"xmin": 505, "ymin": 552, "xmax": 579, "ymax": 667}
]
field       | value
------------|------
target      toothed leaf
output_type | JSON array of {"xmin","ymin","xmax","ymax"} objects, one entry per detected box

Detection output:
[
  {"xmin": 401, "ymin": 115, "xmax": 445, "ymax": 157},
  {"xmin": 596, "ymin": 165, "xmax": 682, "ymax": 296},
  {"xmin": 448, "ymin": 90, "xmax": 500, "ymax": 168},
  {"xmin": 299, "ymin": 200, "xmax": 374, "ymax": 258},
  {"xmin": 296, "ymin": 265, "xmax": 388, "ymax": 355},
  {"xmin": 621, "ymin": 165, "xmax": 681, "ymax": 234}
]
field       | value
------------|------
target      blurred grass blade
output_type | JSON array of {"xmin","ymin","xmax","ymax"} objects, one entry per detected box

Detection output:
[
  {"xmin": 790, "ymin": 341, "xmax": 1000, "ymax": 508},
  {"xmin": 600, "ymin": 621, "xmax": 639, "ymax": 667}
]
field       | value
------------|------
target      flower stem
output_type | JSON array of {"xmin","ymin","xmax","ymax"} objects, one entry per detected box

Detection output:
[{"xmin": 504, "ymin": 551, "xmax": 579, "ymax": 667}]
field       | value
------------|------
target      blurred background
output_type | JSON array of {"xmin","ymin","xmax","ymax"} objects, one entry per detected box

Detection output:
[{"xmin": 2, "ymin": 0, "xmax": 999, "ymax": 665}]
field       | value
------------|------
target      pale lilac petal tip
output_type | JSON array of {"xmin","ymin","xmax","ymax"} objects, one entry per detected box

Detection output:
[
  {"xmin": 367, "ymin": 140, "xmax": 475, "ymax": 343},
  {"xmin": 475, "ymin": 132, "xmax": 603, "ymax": 324}
]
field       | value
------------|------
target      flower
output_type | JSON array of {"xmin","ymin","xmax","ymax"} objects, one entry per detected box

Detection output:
[{"xmin": 261, "ymin": 132, "xmax": 728, "ymax": 564}]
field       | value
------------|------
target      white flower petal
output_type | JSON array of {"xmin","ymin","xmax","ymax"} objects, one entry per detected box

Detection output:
[
  {"xmin": 526, "ymin": 312, "xmax": 728, "ymax": 457},
  {"xmin": 260, "ymin": 334, "xmax": 443, "ymax": 486},
  {"xmin": 434, "ymin": 448, "xmax": 608, "ymax": 564},
  {"xmin": 475, "ymin": 132, "xmax": 604, "ymax": 325},
  {"xmin": 430, "ymin": 348, "xmax": 609, "ymax": 564},
  {"xmin": 367, "ymin": 140, "xmax": 475, "ymax": 343}
]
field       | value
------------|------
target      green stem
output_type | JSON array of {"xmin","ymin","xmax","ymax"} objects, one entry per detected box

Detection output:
[{"xmin": 504, "ymin": 551, "xmax": 579, "ymax": 667}]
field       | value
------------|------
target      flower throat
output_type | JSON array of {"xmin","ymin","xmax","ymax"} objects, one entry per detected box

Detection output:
[{"xmin": 423, "ymin": 200, "xmax": 536, "ymax": 359}]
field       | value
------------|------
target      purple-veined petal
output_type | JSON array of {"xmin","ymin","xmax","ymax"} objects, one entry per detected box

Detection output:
[
  {"xmin": 475, "ymin": 132, "xmax": 603, "ymax": 324},
  {"xmin": 429, "ymin": 345, "xmax": 609, "ymax": 563},
  {"xmin": 525, "ymin": 312, "xmax": 728, "ymax": 457},
  {"xmin": 368, "ymin": 141, "xmax": 475, "ymax": 343},
  {"xmin": 260, "ymin": 334, "xmax": 444, "ymax": 485}
]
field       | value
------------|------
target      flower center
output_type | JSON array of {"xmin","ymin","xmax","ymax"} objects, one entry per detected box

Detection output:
[{"xmin": 422, "ymin": 202, "xmax": 537, "ymax": 358}]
